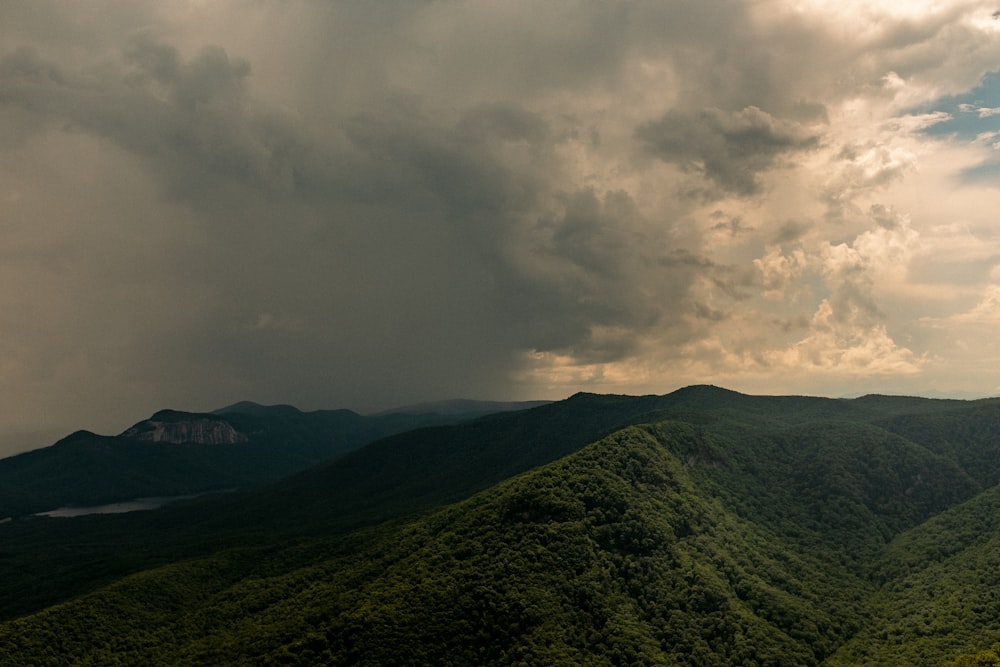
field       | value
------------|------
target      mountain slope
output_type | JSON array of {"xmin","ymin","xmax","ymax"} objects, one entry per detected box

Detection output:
[
  {"xmin": 0, "ymin": 393, "xmax": 675, "ymax": 620},
  {"xmin": 0, "ymin": 422, "xmax": 869, "ymax": 665},
  {"xmin": 2, "ymin": 387, "xmax": 1000, "ymax": 664},
  {"xmin": 875, "ymin": 401, "xmax": 1000, "ymax": 487},
  {"xmin": 829, "ymin": 482, "xmax": 1000, "ymax": 665},
  {"xmin": 177, "ymin": 387, "xmax": 988, "ymax": 542},
  {"xmin": 0, "ymin": 401, "xmax": 542, "ymax": 518}
]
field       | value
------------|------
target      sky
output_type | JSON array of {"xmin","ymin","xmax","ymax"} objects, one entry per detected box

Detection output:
[{"xmin": 2, "ymin": 1, "xmax": 1000, "ymax": 455}]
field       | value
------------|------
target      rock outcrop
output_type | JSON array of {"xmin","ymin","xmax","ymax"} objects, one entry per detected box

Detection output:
[{"xmin": 121, "ymin": 415, "xmax": 248, "ymax": 445}]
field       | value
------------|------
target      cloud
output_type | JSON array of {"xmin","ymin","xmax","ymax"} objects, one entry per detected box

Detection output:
[
  {"xmin": 821, "ymin": 142, "xmax": 918, "ymax": 221},
  {"xmin": 636, "ymin": 105, "xmax": 820, "ymax": 196},
  {"xmin": 709, "ymin": 211, "xmax": 754, "ymax": 237},
  {"xmin": 742, "ymin": 205, "xmax": 925, "ymax": 378},
  {"xmin": 3, "ymin": 0, "xmax": 1000, "ymax": 451},
  {"xmin": 0, "ymin": 24, "xmax": 715, "ymax": 428},
  {"xmin": 764, "ymin": 299, "xmax": 924, "ymax": 376},
  {"xmin": 0, "ymin": 39, "xmax": 317, "ymax": 211},
  {"xmin": 959, "ymin": 103, "xmax": 1000, "ymax": 117},
  {"xmin": 755, "ymin": 247, "xmax": 808, "ymax": 298},
  {"xmin": 922, "ymin": 285, "xmax": 1000, "ymax": 327}
]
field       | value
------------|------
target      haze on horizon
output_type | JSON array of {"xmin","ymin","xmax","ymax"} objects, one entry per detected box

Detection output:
[{"xmin": 2, "ymin": 1, "xmax": 1000, "ymax": 456}]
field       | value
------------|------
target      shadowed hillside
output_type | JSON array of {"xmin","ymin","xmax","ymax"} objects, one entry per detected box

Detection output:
[{"xmin": 0, "ymin": 400, "xmax": 545, "ymax": 518}]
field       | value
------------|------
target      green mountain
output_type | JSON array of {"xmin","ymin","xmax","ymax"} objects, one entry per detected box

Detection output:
[
  {"xmin": 0, "ymin": 400, "xmax": 545, "ymax": 518},
  {"xmin": 2, "ymin": 386, "xmax": 1000, "ymax": 665}
]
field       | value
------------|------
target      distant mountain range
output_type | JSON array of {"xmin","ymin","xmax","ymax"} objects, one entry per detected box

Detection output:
[
  {"xmin": 0, "ymin": 398, "xmax": 550, "ymax": 518},
  {"xmin": 1, "ymin": 386, "xmax": 1000, "ymax": 665},
  {"xmin": 371, "ymin": 398, "xmax": 552, "ymax": 417}
]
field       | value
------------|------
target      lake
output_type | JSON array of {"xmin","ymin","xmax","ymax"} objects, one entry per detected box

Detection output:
[{"xmin": 35, "ymin": 492, "xmax": 224, "ymax": 518}]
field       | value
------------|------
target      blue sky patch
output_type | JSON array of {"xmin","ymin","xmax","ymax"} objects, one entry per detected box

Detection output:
[{"xmin": 917, "ymin": 70, "xmax": 1000, "ymax": 183}]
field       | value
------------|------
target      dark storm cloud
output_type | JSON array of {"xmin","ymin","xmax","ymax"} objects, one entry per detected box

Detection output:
[
  {"xmin": 0, "ymin": 41, "xmax": 260, "ymax": 202},
  {"xmin": 709, "ymin": 211, "xmax": 754, "ymax": 236},
  {"xmin": 3, "ymin": 0, "xmax": 1000, "ymax": 454},
  {"xmin": 0, "ymin": 0, "xmax": 856, "ymax": 428},
  {"xmin": 0, "ymin": 35, "xmax": 360, "ymax": 220},
  {"xmin": 636, "ymin": 105, "xmax": 820, "ymax": 196},
  {"xmin": 341, "ymin": 99, "xmax": 550, "ymax": 217},
  {"xmin": 520, "ymin": 188, "xmax": 685, "ymax": 359},
  {"xmin": 0, "ymin": 29, "xmax": 712, "ymax": 414},
  {"xmin": 773, "ymin": 220, "xmax": 812, "ymax": 244}
]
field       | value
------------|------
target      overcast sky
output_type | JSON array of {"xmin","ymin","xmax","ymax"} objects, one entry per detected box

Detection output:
[{"xmin": 2, "ymin": 1, "xmax": 1000, "ymax": 454}]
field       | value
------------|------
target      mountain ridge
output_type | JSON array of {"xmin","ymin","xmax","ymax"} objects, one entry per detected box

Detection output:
[
  {"xmin": 2, "ymin": 386, "xmax": 1000, "ymax": 664},
  {"xmin": 0, "ymin": 398, "xmax": 550, "ymax": 519}
]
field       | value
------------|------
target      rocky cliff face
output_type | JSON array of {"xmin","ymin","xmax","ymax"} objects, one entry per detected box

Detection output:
[{"xmin": 121, "ymin": 417, "xmax": 248, "ymax": 445}]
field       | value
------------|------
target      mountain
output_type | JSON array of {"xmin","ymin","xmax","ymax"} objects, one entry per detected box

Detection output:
[
  {"xmin": 2, "ymin": 386, "xmax": 1000, "ymax": 664},
  {"xmin": 372, "ymin": 398, "xmax": 553, "ymax": 417},
  {"xmin": 212, "ymin": 401, "xmax": 305, "ymax": 417},
  {"xmin": 0, "ymin": 399, "xmax": 545, "ymax": 518},
  {"xmin": 829, "ymin": 481, "xmax": 1000, "ymax": 664}
]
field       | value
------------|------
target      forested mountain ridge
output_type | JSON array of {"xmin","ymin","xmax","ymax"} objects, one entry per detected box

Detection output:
[
  {"xmin": 2, "ymin": 386, "xmax": 1000, "ymax": 665},
  {"xmin": 0, "ymin": 400, "xmax": 544, "ymax": 518}
]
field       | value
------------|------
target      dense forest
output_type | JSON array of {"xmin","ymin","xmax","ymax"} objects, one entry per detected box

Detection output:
[{"xmin": 2, "ymin": 386, "xmax": 1000, "ymax": 664}]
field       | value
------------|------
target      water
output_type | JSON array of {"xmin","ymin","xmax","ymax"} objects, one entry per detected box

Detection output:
[{"xmin": 35, "ymin": 492, "xmax": 218, "ymax": 518}]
